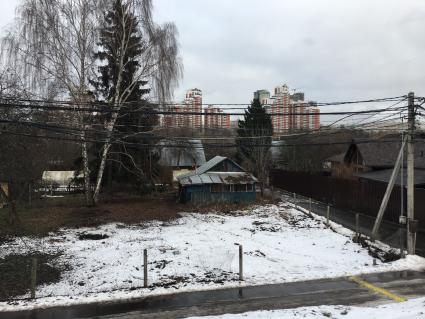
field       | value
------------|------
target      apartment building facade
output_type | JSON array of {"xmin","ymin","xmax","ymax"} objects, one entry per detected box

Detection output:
[
  {"xmin": 254, "ymin": 84, "xmax": 320, "ymax": 135},
  {"xmin": 204, "ymin": 105, "xmax": 231, "ymax": 129},
  {"xmin": 162, "ymin": 89, "xmax": 231, "ymax": 130},
  {"xmin": 163, "ymin": 88, "xmax": 203, "ymax": 129}
]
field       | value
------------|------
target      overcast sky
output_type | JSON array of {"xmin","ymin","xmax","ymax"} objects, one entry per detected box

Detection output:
[{"xmin": 1, "ymin": 0, "xmax": 425, "ymax": 108}]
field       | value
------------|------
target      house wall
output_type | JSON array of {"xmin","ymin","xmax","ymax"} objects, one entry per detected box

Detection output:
[
  {"xmin": 172, "ymin": 169, "xmax": 194, "ymax": 182},
  {"xmin": 180, "ymin": 184, "xmax": 256, "ymax": 204}
]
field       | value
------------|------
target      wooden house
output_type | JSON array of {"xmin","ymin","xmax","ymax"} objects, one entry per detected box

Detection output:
[
  {"xmin": 324, "ymin": 139, "xmax": 425, "ymax": 179},
  {"xmin": 177, "ymin": 156, "xmax": 258, "ymax": 204},
  {"xmin": 157, "ymin": 139, "xmax": 206, "ymax": 184}
]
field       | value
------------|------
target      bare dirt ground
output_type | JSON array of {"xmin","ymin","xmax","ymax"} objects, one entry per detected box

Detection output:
[
  {"xmin": 0, "ymin": 192, "xmax": 275, "ymax": 301},
  {"xmin": 0, "ymin": 192, "xmax": 275, "ymax": 238}
]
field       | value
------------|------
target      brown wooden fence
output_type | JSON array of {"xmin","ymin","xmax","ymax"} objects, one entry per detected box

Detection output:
[{"xmin": 270, "ymin": 169, "xmax": 425, "ymax": 229}]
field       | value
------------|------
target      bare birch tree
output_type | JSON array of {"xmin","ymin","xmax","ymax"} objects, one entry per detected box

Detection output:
[
  {"xmin": 1, "ymin": 0, "xmax": 106, "ymax": 205},
  {"xmin": 2, "ymin": 0, "xmax": 182, "ymax": 204},
  {"xmin": 91, "ymin": 0, "xmax": 182, "ymax": 203}
]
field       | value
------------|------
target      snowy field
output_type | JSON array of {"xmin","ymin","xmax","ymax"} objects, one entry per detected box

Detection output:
[
  {"xmin": 187, "ymin": 297, "xmax": 425, "ymax": 319},
  {"xmin": 1, "ymin": 202, "xmax": 425, "ymax": 311}
]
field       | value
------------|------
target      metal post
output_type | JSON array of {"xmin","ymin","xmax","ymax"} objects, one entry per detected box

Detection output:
[
  {"xmin": 143, "ymin": 249, "xmax": 148, "ymax": 288},
  {"xmin": 31, "ymin": 258, "xmax": 37, "ymax": 299},
  {"xmin": 400, "ymin": 229, "xmax": 405, "ymax": 258},
  {"xmin": 326, "ymin": 205, "xmax": 330, "ymax": 227},
  {"xmin": 309, "ymin": 198, "xmax": 312, "ymax": 215},
  {"xmin": 239, "ymin": 245, "xmax": 243, "ymax": 281},
  {"xmin": 28, "ymin": 183, "xmax": 32, "ymax": 207},
  {"xmin": 355, "ymin": 213, "xmax": 360, "ymax": 241},
  {"xmin": 407, "ymin": 92, "xmax": 415, "ymax": 254}
]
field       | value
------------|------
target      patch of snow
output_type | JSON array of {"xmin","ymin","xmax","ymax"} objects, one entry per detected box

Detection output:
[
  {"xmin": 186, "ymin": 297, "xmax": 425, "ymax": 319},
  {"xmin": 1, "ymin": 202, "xmax": 424, "ymax": 311}
]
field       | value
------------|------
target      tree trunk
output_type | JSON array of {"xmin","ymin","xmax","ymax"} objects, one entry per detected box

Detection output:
[
  {"xmin": 81, "ymin": 132, "xmax": 92, "ymax": 206},
  {"xmin": 92, "ymin": 102, "xmax": 120, "ymax": 203},
  {"xmin": 107, "ymin": 156, "xmax": 113, "ymax": 195},
  {"xmin": 92, "ymin": 21, "xmax": 127, "ymax": 204},
  {"xmin": 93, "ymin": 139, "xmax": 113, "ymax": 203},
  {"xmin": 1, "ymin": 183, "xmax": 20, "ymax": 226}
]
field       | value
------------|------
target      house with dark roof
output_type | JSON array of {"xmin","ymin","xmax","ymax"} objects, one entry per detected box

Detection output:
[
  {"xmin": 177, "ymin": 156, "xmax": 258, "ymax": 204},
  {"xmin": 156, "ymin": 139, "xmax": 206, "ymax": 184},
  {"xmin": 323, "ymin": 138, "xmax": 425, "ymax": 181}
]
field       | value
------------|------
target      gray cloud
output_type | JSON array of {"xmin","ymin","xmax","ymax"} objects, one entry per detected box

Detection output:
[
  {"xmin": 1, "ymin": 0, "xmax": 424, "ymax": 112},
  {"xmin": 153, "ymin": 0, "xmax": 425, "ymax": 110}
]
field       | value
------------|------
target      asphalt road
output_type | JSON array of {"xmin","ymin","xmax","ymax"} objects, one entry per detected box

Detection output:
[{"xmin": 2, "ymin": 271, "xmax": 425, "ymax": 319}]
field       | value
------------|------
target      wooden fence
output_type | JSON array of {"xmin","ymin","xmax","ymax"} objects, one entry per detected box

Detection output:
[{"xmin": 270, "ymin": 169, "xmax": 425, "ymax": 229}]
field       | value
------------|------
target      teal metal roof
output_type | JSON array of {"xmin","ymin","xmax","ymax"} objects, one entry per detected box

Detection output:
[{"xmin": 177, "ymin": 156, "xmax": 257, "ymax": 186}]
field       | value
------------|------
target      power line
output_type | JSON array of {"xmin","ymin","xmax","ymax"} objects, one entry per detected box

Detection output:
[
  {"xmin": 0, "ymin": 123, "xmax": 412, "ymax": 149},
  {"xmin": 0, "ymin": 100, "xmax": 408, "ymax": 116},
  {"xmin": 329, "ymin": 98, "xmax": 407, "ymax": 129},
  {"xmin": 0, "ymin": 95, "xmax": 408, "ymax": 108},
  {"xmin": 0, "ymin": 114, "xmax": 410, "ymax": 146}
]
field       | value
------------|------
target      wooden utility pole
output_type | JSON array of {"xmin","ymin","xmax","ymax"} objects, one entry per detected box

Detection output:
[{"xmin": 407, "ymin": 92, "xmax": 416, "ymax": 254}]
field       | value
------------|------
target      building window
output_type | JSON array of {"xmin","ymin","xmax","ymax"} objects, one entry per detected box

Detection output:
[
  {"xmin": 234, "ymin": 184, "xmax": 247, "ymax": 192},
  {"xmin": 246, "ymin": 184, "xmax": 253, "ymax": 192},
  {"xmin": 211, "ymin": 184, "xmax": 222, "ymax": 193}
]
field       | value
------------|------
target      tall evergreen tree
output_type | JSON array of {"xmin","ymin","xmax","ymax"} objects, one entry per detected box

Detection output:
[
  {"xmin": 236, "ymin": 98, "xmax": 273, "ymax": 194},
  {"xmin": 92, "ymin": 0, "xmax": 149, "ymax": 103},
  {"xmin": 91, "ymin": 0, "xmax": 158, "ymax": 193}
]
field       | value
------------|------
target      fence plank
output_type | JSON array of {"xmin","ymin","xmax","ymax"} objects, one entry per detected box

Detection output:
[{"xmin": 270, "ymin": 169, "xmax": 425, "ymax": 230}]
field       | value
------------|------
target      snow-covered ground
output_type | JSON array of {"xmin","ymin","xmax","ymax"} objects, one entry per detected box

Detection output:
[
  {"xmin": 187, "ymin": 297, "xmax": 425, "ymax": 319},
  {"xmin": 1, "ymin": 202, "xmax": 424, "ymax": 311}
]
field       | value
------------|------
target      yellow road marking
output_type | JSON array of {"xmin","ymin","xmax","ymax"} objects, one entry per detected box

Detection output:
[{"xmin": 349, "ymin": 276, "xmax": 407, "ymax": 303}]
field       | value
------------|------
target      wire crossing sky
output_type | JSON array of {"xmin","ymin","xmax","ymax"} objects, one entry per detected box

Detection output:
[{"xmin": 1, "ymin": 1, "xmax": 425, "ymax": 107}]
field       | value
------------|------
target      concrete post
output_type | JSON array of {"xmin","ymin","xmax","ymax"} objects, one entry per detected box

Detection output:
[{"xmin": 407, "ymin": 92, "xmax": 415, "ymax": 255}]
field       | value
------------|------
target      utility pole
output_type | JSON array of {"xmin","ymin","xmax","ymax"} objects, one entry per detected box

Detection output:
[
  {"xmin": 371, "ymin": 135, "xmax": 406, "ymax": 240},
  {"xmin": 407, "ymin": 92, "xmax": 416, "ymax": 255}
]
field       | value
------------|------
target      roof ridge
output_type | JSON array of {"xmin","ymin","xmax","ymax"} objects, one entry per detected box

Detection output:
[{"xmin": 177, "ymin": 156, "xmax": 227, "ymax": 180}]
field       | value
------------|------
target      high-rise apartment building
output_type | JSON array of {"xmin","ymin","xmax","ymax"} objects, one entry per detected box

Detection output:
[
  {"xmin": 163, "ymin": 88, "xmax": 203, "ymax": 129},
  {"xmin": 253, "ymin": 89, "xmax": 272, "ymax": 105},
  {"xmin": 255, "ymin": 84, "xmax": 320, "ymax": 134},
  {"xmin": 309, "ymin": 105, "xmax": 320, "ymax": 130},
  {"xmin": 204, "ymin": 105, "xmax": 231, "ymax": 129},
  {"xmin": 292, "ymin": 101, "xmax": 320, "ymax": 131},
  {"xmin": 184, "ymin": 88, "xmax": 203, "ymax": 129},
  {"xmin": 270, "ymin": 85, "xmax": 292, "ymax": 134}
]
